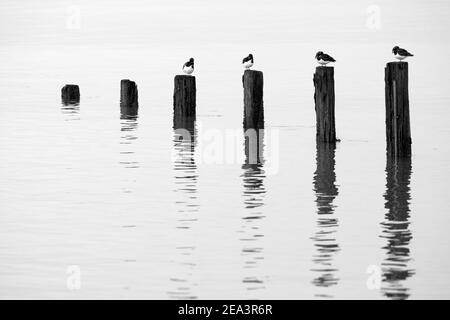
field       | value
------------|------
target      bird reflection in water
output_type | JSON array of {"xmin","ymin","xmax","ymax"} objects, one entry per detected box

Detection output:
[
  {"xmin": 311, "ymin": 142, "xmax": 340, "ymax": 298},
  {"xmin": 168, "ymin": 120, "xmax": 199, "ymax": 299},
  {"xmin": 381, "ymin": 157, "xmax": 414, "ymax": 300},
  {"xmin": 240, "ymin": 128, "xmax": 266, "ymax": 293}
]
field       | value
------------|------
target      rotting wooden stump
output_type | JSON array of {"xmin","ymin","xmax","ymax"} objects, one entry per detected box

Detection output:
[
  {"xmin": 243, "ymin": 70, "xmax": 264, "ymax": 130},
  {"xmin": 120, "ymin": 79, "xmax": 139, "ymax": 117},
  {"xmin": 385, "ymin": 62, "xmax": 411, "ymax": 158},
  {"xmin": 173, "ymin": 75, "xmax": 196, "ymax": 130},
  {"xmin": 313, "ymin": 67, "xmax": 336, "ymax": 143},
  {"xmin": 61, "ymin": 84, "xmax": 80, "ymax": 105}
]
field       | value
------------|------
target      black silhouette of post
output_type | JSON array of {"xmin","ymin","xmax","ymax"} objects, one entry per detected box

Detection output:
[
  {"xmin": 243, "ymin": 70, "xmax": 264, "ymax": 130},
  {"xmin": 120, "ymin": 79, "xmax": 138, "ymax": 117},
  {"xmin": 385, "ymin": 62, "xmax": 412, "ymax": 158},
  {"xmin": 313, "ymin": 67, "xmax": 336, "ymax": 143},
  {"xmin": 61, "ymin": 84, "xmax": 80, "ymax": 105},
  {"xmin": 173, "ymin": 75, "xmax": 196, "ymax": 131},
  {"xmin": 381, "ymin": 157, "xmax": 414, "ymax": 300}
]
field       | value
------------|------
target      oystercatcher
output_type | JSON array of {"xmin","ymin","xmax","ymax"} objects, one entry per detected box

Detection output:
[
  {"xmin": 242, "ymin": 54, "xmax": 254, "ymax": 69},
  {"xmin": 315, "ymin": 51, "xmax": 336, "ymax": 66},
  {"xmin": 182, "ymin": 58, "xmax": 194, "ymax": 75},
  {"xmin": 392, "ymin": 46, "xmax": 414, "ymax": 61}
]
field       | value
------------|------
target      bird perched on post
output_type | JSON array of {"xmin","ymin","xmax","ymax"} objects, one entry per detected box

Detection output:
[
  {"xmin": 242, "ymin": 54, "xmax": 254, "ymax": 69},
  {"xmin": 182, "ymin": 58, "xmax": 194, "ymax": 75},
  {"xmin": 315, "ymin": 51, "xmax": 336, "ymax": 66},
  {"xmin": 392, "ymin": 46, "xmax": 414, "ymax": 61}
]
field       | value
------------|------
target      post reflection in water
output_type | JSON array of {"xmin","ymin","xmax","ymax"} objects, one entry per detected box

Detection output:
[
  {"xmin": 381, "ymin": 157, "xmax": 414, "ymax": 300},
  {"xmin": 240, "ymin": 129, "xmax": 266, "ymax": 293},
  {"xmin": 119, "ymin": 113, "xmax": 139, "ymax": 195},
  {"xmin": 168, "ymin": 122, "xmax": 199, "ymax": 299},
  {"xmin": 60, "ymin": 101, "xmax": 80, "ymax": 121},
  {"xmin": 119, "ymin": 114, "xmax": 139, "ymax": 164},
  {"xmin": 311, "ymin": 142, "xmax": 340, "ymax": 298}
]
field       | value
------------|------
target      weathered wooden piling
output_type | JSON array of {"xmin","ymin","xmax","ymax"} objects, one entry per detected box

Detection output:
[
  {"xmin": 173, "ymin": 75, "xmax": 196, "ymax": 130},
  {"xmin": 120, "ymin": 79, "xmax": 139, "ymax": 117},
  {"xmin": 313, "ymin": 67, "xmax": 336, "ymax": 142},
  {"xmin": 61, "ymin": 84, "xmax": 80, "ymax": 105},
  {"xmin": 385, "ymin": 62, "xmax": 411, "ymax": 158},
  {"xmin": 243, "ymin": 70, "xmax": 264, "ymax": 130}
]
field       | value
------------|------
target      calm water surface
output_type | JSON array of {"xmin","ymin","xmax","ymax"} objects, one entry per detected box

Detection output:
[{"xmin": 1, "ymin": 0, "xmax": 450, "ymax": 299}]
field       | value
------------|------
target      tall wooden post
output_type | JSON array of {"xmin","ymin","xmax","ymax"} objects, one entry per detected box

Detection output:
[
  {"xmin": 120, "ymin": 79, "xmax": 139, "ymax": 117},
  {"xmin": 385, "ymin": 62, "xmax": 411, "ymax": 158},
  {"xmin": 173, "ymin": 75, "xmax": 196, "ymax": 130},
  {"xmin": 313, "ymin": 67, "xmax": 336, "ymax": 143},
  {"xmin": 61, "ymin": 84, "xmax": 80, "ymax": 105},
  {"xmin": 243, "ymin": 70, "xmax": 264, "ymax": 130}
]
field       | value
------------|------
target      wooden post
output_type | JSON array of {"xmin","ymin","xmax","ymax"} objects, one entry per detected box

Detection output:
[
  {"xmin": 120, "ymin": 79, "xmax": 138, "ymax": 117},
  {"xmin": 385, "ymin": 62, "xmax": 411, "ymax": 158},
  {"xmin": 173, "ymin": 75, "xmax": 196, "ymax": 130},
  {"xmin": 243, "ymin": 70, "xmax": 264, "ymax": 130},
  {"xmin": 61, "ymin": 84, "xmax": 80, "ymax": 105},
  {"xmin": 313, "ymin": 67, "xmax": 336, "ymax": 142}
]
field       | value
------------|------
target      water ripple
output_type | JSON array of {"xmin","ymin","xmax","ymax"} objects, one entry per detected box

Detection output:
[
  {"xmin": 168, "ymin": 126, "xmax": 199, "ymax": 299},
  {"xmin": 240, "ymin": 129, "xmax": 267, "ymax": 293},
  {"xmin": 381, "ymin": 157, "xmax": 414, "ymax": 300}
]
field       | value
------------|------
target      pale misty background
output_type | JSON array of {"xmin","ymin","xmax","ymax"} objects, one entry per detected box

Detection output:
[{"xmin": 0, "ymin": 0, "xmax": 449, "ymax": 299}]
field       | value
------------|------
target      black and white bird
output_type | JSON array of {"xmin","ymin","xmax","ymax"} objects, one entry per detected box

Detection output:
[
  {"xmin": 315, "ymin": 51, "xmax": 336, "ymax": 66},
  {"xmin": 392, "ymin": 46, "xmax": 414, "ymax": 61},
  {"xmin": 242, "ymin": 54, "xmax": 254, "ymax": 69},
  {"xmin": 182, "ymin": 58, "xmax": 194, "ymax": 75}
]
